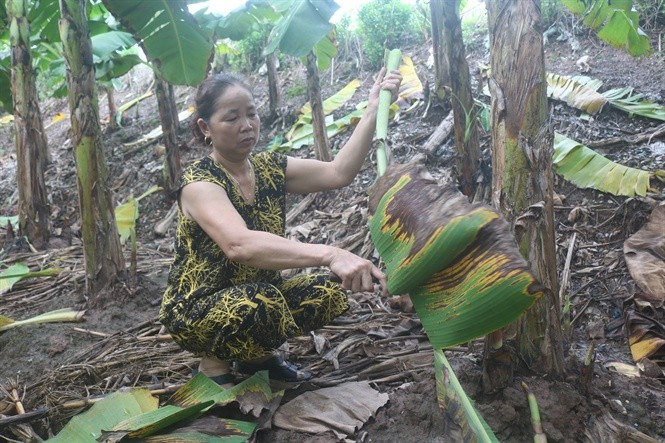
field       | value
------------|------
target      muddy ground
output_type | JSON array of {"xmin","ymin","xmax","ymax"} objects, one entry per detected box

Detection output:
[{"xmin": 1, "ymin": 15, "xmax": 665, "ymax": 443}]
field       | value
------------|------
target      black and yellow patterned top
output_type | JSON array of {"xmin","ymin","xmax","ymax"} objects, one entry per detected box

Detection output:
[{"xmin": 161, "ymin": 151, "xmax": 288, "ymax": 323}]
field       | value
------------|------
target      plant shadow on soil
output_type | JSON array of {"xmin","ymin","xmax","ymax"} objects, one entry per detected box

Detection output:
[{"xmin": 2, "ymin": 23, "xmax": 665, "ymax": 443}]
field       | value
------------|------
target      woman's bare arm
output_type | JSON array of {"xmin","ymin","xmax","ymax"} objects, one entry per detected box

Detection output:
[{"xmin": 180, "ymin": 181, "xmax": 387, "ymax": 294}]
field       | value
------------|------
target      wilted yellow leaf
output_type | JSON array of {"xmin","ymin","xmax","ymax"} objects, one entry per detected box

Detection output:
[{"xmin": 52, "ymin": 112, "xmax": 67, "ymax": 123}]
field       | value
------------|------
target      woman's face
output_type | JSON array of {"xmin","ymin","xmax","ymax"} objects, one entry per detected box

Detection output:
[{"xmin": 198, "ymin": 85, "xmax": 260, "ymax": 161}]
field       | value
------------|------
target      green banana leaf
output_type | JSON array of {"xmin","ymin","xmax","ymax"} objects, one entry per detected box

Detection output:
[
  {"xmin": 0, "ymin": 52, "xmax": 11, "ymax": 112},
  {"xmin": 264, "ymin": 0, "xmax": 339, "ymax": 69},
  {"xmin": 553, "ymin": 133, "xmax": 652, "ymax": 196},
  {"xmin": 602, "ymin": 87, "xmax": 665, "ymax": 121},
  {"xmin": 368, "ymin": 161, "xmax": 542, "ymax": 348},
  {"xmin": 312, "ymin": 29, "xmax": 338, "ymax": 71},
  {"xmin": 102, "ymin": 0, "xmax": 212, "ymax": 86},
  {"xmin": 434, "ymin": 349, "xmax": 498, "ymax": 442},
  {"xmin": 561, "ymin": 0, "xmax": 650, "ymax": 56},
  {"xmin": 90, "ymin": 30, "xmax": 135, "ymax": 62},
  {"xmin": 0, "ymin": 262, "xmax": 61, "ymax": 295},
  {"xmin": 48, "ymin": 389, "xmax": 160, "ymax": 443},
  {"xmin": 49, "ymin": 373, "xmax": 272, "ymax": 442},
  {"xmin": 215, "ymin": 1, "xmax": 280, "ymax": 41},
  {"xmin": 105, "ymin": 402, "xmax": 215, "ymax": 440}
]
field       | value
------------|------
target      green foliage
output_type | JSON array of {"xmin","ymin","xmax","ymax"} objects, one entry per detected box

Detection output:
[
  {"xmin": 561, "ymin": 0, "xmax": 650, "ymax": 56},
  {"xmin": 335, "ymin": 13, "xmax": 353, "ymax": 51},
  {"xmin": 356, "ymin": 0, "xmax": 423, "ymax": 68},
  {"xmin": 541, "ymin": 0, "xmax": 564, "ymax": 27},
  {"xmin": 460, "ymin": 0, "xmax": 488, "ymax": 43},
  {"xmin": 225, "ymin": 26, "xmax": 270, "ymax": 73},
  {"xmin": 286, "ymin": 82, "xmax": 307, "ymax": 98},
  {"xmin": 102, "ymin": 0, "xmax": 213, "ymax": 85}
]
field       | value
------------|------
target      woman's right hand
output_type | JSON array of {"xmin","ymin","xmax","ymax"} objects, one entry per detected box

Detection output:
[{"xmin": 328, "ymin": 247, "xmax": 388, "ymax": 297}]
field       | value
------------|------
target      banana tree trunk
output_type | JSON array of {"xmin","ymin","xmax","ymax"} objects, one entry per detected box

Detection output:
[
  {"xmin": 485, "ymin": 0, "xmax": 564, "ymax": 383},
  {"xmin": 429, "ymin": 0, "xmax": 450, "ymax": 100},
  {"xmin": 59, "ymin": 0, "xmax": 125, "ymax": 295},
  {"xmin": 441, "ymin": 0, "xmax": 480, "ymax": 199},
  {"xmin": 155, "ymin": 74, "xmax": 180, "ymax": 198},
  {"xmin": 8, "ymin": 0, "xmax": 50, "ymax": 250},
  {"xmin": 266, "ymin": 51, "xmax": 281, "ymax": 123},
  {"xmin": 305, "ymin": 51, "xmax": 331, "ymax": 162},
  {"xmin": 106, "ymin": 85, "xmax": 117, "ymax": 130}
]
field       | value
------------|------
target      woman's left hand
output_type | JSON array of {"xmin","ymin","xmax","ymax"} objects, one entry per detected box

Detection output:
[{"xmin": 367, "ymin": 67, "xmax": 403, "ymax": 111}]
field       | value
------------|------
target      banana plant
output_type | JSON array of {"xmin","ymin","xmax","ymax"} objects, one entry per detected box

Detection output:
[
  {"xmin": 101, "ymin": 0, "xmax": 213, "ymax": 87},
  {"xmin": 115, "ymin": 185, "xmax": 161, "ymax": 283},
  {"xmin": 367, "ymin": 49, "xmax": 542, "ymax": 438},
  {"xmin": 263, "ymin": 0, "xmax": 340, "ymax": 160}
]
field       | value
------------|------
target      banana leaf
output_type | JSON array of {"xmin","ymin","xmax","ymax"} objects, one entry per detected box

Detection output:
[
  {"xmin": 553, "ymin": 133, "xmax": 652, "ymax": 196},
  {"xmin": 546, "ymin": 73, "xmax": 608, "ymax": 114},
  {"xmin": 602, "ymin": 87, "xmax": 665, "ymax": 121},
  {"xmin": 264, "ymin": 0, "xmax": 338, "ymax": 69},
  {"xmin": 102, "ymin": 0, "xmax": 213, "ymax": 85},
  {"xmin": 47, "ymin": 389, "xmax": 158, "ymax": 443},
  {"xmin": 0, "ymin": 308, "xmax": 85, "ymax": 332},
  {"xmin": 116, "ymin": 185, "xmax": 162, "ymax": 244},
  {"xmin": 368, "ymin": 161, "xmax": 542, "ymax": 348},
  {"xmin": 546, "ymin": 73, "xmax": 665, "ymax": 122},
  {"xmin": 397, "ymin": 55, "xmax": 424, "ymax": 106},
  {"xmin": 625, "ymin": 310, "xmax": 665, "ymax": 366},
  {"xmin": 49, "ymin": 373, "xmax": 271, "ymax": 442},
  {"xmin": 434, "ymin": 349, "xmax": 498, "ymax": 442},
  {"xmin": 561, "ymin": 0, "xmax": 650, "ymax": 56},
  {"xmin": 293, "ymin": 79, "xmax": 361, "ymax": 132},
  {"xmin": 0, "ymin": 263, "xmax": 61, "ymax": 295},
  {"xmin": 104, "ymin": 402, "xmax": 215, "ymax": 440}
]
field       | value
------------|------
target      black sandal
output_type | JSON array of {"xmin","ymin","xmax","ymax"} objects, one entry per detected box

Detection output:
[
  {"xmin": 191, "ymin": 368, "xmax": 235, "ymax": 386},
  {"xmin": 237, "ymin": 354, "xmax": 312, "ymax": 382}
]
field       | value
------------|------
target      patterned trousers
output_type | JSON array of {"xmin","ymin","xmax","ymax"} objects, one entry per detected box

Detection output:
[{"xmin": 167, "ymin": 274, "xmax": 348, "ymax": 361}]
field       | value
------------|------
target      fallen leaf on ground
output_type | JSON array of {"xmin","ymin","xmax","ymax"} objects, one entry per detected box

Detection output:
[
  {"xmin": 624, "ymin": 202, "xmax": 665, "ymax": 308},
  {"xmin": 273, "ymin": 381, "xmax": 389, "ymax": 439}
]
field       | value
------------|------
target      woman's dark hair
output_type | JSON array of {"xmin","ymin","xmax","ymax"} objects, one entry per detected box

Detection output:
[{"xmin": 191, "ymin": 73, "xmax": 252, "ymax": 143}]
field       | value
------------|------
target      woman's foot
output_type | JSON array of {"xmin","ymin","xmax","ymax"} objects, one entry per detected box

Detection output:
[
  {"xmin": 197, "ymin": 356, "xmax": 235, "ymax": 389},
  {"xmin": 237, "ymin": 354, "xmax": 312, "ymax": 382}
]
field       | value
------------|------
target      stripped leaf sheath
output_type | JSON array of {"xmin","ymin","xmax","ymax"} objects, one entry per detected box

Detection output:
[
  {"xmin": 435, "ymin": 349, "xmax": 499, "ymax": 442},
  {"xmin": 375, "ymin": 49, "xmax": 402, "ymax": 177},
  {"xmin": 522, "ymin": 382, "xmax": 547, "ymax": 443},
  {"xmin": 368, "ymin": 162, "xmax": 543, "ymax": 349}
]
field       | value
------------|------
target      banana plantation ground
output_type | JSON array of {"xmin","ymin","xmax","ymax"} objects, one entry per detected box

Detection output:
[{"xmin": 1, "ymin": 26, "xmax": 665, "ymax": 442}]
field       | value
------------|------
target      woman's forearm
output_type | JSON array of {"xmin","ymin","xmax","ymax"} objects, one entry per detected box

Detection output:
[
  {"xmin": 330, "ymin": 106, "xmax": 378, "ymax": 185},
  {"xmin": 224, "ymin": 229, "xmax": 335, "ymax": 270}
]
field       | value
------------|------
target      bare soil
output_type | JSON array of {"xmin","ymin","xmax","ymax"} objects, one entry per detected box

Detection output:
[{"xmin": 1, "ymin": 19, "xmax": 665, "ymax": 443}]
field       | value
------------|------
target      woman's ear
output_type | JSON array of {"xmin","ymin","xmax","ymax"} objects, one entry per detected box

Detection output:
[{"xmin": 197, "ymin": 118, "xmax": 210, "ymax": 137}]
